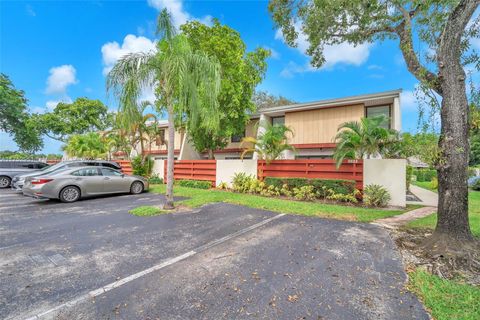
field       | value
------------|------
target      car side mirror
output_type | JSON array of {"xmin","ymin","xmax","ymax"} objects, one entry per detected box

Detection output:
[{"xmin": 121, "ymin": 174, "xmax": 125, "ymax": 178}]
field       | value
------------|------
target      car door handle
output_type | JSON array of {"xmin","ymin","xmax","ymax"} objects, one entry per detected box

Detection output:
[{"xmin": 104, "ymin": 177, "xmax": 110, "ymax": 180}]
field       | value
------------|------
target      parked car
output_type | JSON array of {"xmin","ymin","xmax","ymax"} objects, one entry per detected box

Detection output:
[
  {"xmin": 11, "ymin": 160, "xmax": 122, "ymax": 191},
  {"xmin": 0, "ymin": 160, "xmax": 49, "ymax": 188},
  {"xmin": 22, "ymin": 166, "xmax": 148, "ymax": 203}
]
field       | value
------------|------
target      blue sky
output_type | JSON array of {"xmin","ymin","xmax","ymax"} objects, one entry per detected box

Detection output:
[{"xmin": 0, "ymin": 0, "xmax": 448, "ymax": 153}]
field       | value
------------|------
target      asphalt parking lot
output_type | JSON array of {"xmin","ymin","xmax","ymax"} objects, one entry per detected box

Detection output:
[{"xmin": 0, "ymin": 189, "xmax": 429, "ymax": 320}]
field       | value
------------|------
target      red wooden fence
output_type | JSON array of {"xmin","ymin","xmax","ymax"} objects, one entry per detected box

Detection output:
[
  {"xmin": 46, "ymin": 159, "xmax": 61, "ymax": 165},
  {"xmin": 164, "ymin": 160, "xmax": 217, "ymax": 186},
  {"xmin": 257, "ymin": 159, "xmax": 363, "ymax": 190},
  {"xmin": 115, "ymin": 160, "xmax": 133, "ymax": 175}
]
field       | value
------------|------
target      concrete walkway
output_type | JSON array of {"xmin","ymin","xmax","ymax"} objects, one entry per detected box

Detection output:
[
  {"xmin": 373, "ymin": 206, "xmax": 437, "ymax": 228},
  {"xmin": 374, "ymin": 185, "xmax": 438, "ymax": 228},
  {"xmin": 407, "ymin": 185, "xmax": 438, "ymax": 207}
]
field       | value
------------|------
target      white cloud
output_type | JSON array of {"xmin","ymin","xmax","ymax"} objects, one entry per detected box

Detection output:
[
  {"xmin": 280, "ymin": 61, "xmax": 305, "ymax": 78},
  {"xmin": 401, "ymin": 90, "xmax": 416, "ymax": 111},
  {"xmin": 101, "ymin": 34, "xmax": 156, "ymax": 76},
  {"xmin": 45, "ymin": 65, "xmax": 77, "ymax": 94},
  {"xmin": 46, "ymin": 97, "xmax": 73, "ymax": 111},
  {"xmin": 30, "ymin": 97, "xmax": 73, "ymax": 114},
  {"xmin": 147, "ymin": 0, "xmax": 212, "ymax": 29},
  {"xmin": 139, "ymin": 86, "xmax": 156, "ymax": 105},
  {"xmin": 275, "ymin": 23, "xmax": 371, "ymax": 75},
  {"xmin": 263, "ymin": 46, "xmax": 280, "ymax": 59},
  {"xmin": 367, "ymin": 64, "xmax": 384, "ymax": 71},
  {"xmin": 26, "ymin": 5, "xmax": 36, "ymax": 17}
]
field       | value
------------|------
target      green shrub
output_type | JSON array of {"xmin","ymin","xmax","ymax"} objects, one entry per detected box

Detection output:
[
  {"xmin": 148, "ymin": 174, "xmax": 163, "ymax": 184},
  {"xmin": 264, "ymin": 177, "xmax": 356, "ymax": 196},
  {"xmin": 260, "ymin": 184, "xmax": 281, "ymax": 197},
  {"xmin": 364, "ymin": 184, "xmax": 391, "ymax": 207},
  {"xmin": 292, "ymin": 185, "xmax": 316, "ymax": 201},
  {"xmin": 280, "ymin": 183, "xmax": 293, "ymax": 197},
  {"xmin": 471, "ymin": 179, "xmax": 480, "ymax": 191},
  {"xmin": 176, "ymin": 179, "xmax": 211, "ymax": 189},
  {"xmin": 413, "ymin": 169, "xmax": 437, "ymax": 182},
  {"xmin": 468, "ymin": 167, "xmax": 478, "ymax": 178},
  {"xmin": 406, "ymin": 165, "xmax": 413, "ymax": 190},
  {"xmin": 132, "ymin": 156, "xmax": 154, "ymax": 177},
  {"xmin": 264, "ymin": 177, "xmax": 308, "ymax": 189},
  {"xmin": 326, "ymin": 189, "xmax": 359, "ymax": 203},
  {"xmin": 217, "ymin": 182, "xmax": 229, "ymax": 190},
  {"xmin": 430, "ymin": 177, "xmax": 438, "ymax": 190},
  {"xmin": 232, "ymin": 172, "xmax": 256, "ymax": 193}
]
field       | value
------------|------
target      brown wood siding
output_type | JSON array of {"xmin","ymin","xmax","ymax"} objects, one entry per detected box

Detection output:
[
  {"xmin": 224, "ymin": 120, "xmax": 258, "ymax": 149},
  {"xmin": 285, "ymin": 104, "xmax": 364, "ymax": 144}
]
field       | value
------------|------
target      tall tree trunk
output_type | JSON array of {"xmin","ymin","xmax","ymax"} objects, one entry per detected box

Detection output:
[
  {"xmin": 164, "ymin": 105, "xmax": 175, "ymax": 209},
  {"xmin": 434, "ymin": 0, "xmax": 477, "ymax": 242},
  {"xmin": 208, "ymin": 149, "xmax": 214, "ymax": 160},
  {"xmin": 139, "ymin": 128, "xmax": 146, "ymax": 164}
]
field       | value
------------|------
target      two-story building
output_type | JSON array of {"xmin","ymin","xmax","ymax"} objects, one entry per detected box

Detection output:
[{"xmin": 130, "ymin": 89, "xmax": 402, "ymax": 161}]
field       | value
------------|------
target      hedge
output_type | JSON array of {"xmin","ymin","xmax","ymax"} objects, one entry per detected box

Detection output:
[
  {"xmin": 413, "ymin": 169, "xmax": 437, "ymax": 182},
  {"xmin": 176, "ymin": 179, "xmax": 212, "ymax": 189},
  {"xmin": 264, "ymin": 177, "xmax": 356, "ymax": 195}
]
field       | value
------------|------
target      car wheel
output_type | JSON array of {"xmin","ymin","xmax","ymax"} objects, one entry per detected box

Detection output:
[
  {"xmin": 130, "ymin": 181, "xmax": 144, "ymax": 194},
  {"xmin": 60, "ymin": 186, "xmax": 81, "ymax": 203},
  {"xmin": 0, "ymin": 176, "xmax": 11, "ymax": 189}
]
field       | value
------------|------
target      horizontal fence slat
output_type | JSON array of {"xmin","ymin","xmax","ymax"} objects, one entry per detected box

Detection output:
[
  {"xmin": 166, "ymin": 160, "xmax": 217, "ymax": 187},
  {"xmin": 258, "ymin": 159, "xmax": 363, "ymax": 191}
]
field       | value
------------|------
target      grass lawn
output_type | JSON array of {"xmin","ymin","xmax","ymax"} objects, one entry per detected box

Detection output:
[
  {"xmin": 406, "ymin": 191, "xmax": 480, "ymax": 237},
  {"xmin": 149, "ymin": 184, "xmax": 415, "ymax": 222},
  {"xmin": 412, "ymin": 181, "xmax": 437, "ymax": 193},
  {"xmin": 408, "ymin": 270, "xmax": 480, "ymax": 320},
  {"xmin": 129, "ymin": 205, "xmax": 168, "ymax": 216}
]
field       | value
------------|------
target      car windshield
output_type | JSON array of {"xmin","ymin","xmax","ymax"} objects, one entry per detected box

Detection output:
[{"xmin": 38, "ymin": 162, "xmax": 67, "ymax": 174}]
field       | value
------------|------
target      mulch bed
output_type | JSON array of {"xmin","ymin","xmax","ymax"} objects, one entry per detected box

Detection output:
[{"xmin": 390, "ymin": 228, "xmax": 480, "ymax": 286}]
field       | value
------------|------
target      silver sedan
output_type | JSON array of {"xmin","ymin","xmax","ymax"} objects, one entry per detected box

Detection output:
[{"xmin": 22, "ymin": 166, "xmax": 149, "ymax": 203}]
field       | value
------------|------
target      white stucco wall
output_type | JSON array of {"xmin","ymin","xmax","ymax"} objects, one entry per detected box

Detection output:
[
  {"xmin": 151, "ymin": 159, "xmax": 165, "ymax": 179},
  {"xmin": 363, "ymin": 159, "xmax": 406, "ymax": 207},
  {"xmin": 392, "ymin": 96, "xmax": 402, "ymax": 131},
  {"xmin": 179, "ymin": 134, "xmax": 202, "ymax": 160},
  {"xmin": 216, "ymin": 160, "xmax": 257, "ymax": 187}
]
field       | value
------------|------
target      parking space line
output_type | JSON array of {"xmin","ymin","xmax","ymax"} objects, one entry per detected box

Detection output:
[
  {"xmin": 20, "ymin": 213, "xmax": 286, "ymax": 320},
  {"xmin": 0, "ymin": 204, "xmax": 37, "ymax": 210}
]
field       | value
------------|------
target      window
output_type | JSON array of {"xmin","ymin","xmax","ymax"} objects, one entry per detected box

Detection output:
[
  {"xmin": 231, "ymin": 130, "xmax": 245, "ymax": 143},
  {"xmin": 72, "ymin": 168, "xmax": 100, "ymax": 176},
  {"xmin": 366, "ymin": 105, "xmax": 391, "ymax": 128},
  {"xmin": 272, "ymin": 116, "xmax": 285, "ymax": 126},
  {"xmin": 0, "ymin": 162, "xmax": 12, "ymax": 168},
  {"xmin": 155, "ymin": 130, "xmax": 166, "ymax": 146},
  {"xmin": 102, "ymin": 162, "xmax": 121, "ymax": 170},
  {"xmin": 34, "ymin": 163, "xmax": 49, "ymax": 169},
  {"xmin": 101, "ymin": 168, "xmax": 122, "ymax": 176}
]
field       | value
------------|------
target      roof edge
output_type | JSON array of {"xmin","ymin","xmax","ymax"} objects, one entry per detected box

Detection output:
[{"xmin": 256, "ymin": 89, "xmax": 402, "ymax": 115}]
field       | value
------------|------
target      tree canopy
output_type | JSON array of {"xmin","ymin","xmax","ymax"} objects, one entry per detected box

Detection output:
[
  {"xmin": 252, "ymin": 90, "xmax": 297, "ymax": 109},
  {"xmin": 32, "ymin": 97, "xmax": 113, "ymax": 143},
  {"xmin": 269, "ymin": 0, "xmax": 480, "ymax": 250},
  {"xmin": 107, "ymin": 9, "xmax": 222, "ymax": 209},
  {"xmin": 180, "ymin": 20, "xmax": 270, "ymax": 157},
  {"xmin": 63, "ymin": 132, "xmax": 108, "ymax": 160},
  {"xmin": 0, "ymin": 73, "xmax": 43, "ymax": 153}
]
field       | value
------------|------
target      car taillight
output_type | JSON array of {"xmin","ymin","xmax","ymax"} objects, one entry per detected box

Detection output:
[{"xmin": 31, "ymin": 179, "xmax": 54, "ymax": 185}]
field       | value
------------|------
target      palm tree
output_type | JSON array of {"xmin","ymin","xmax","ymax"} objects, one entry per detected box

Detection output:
[
  {"xmin": 107, "ymin": 9, "xmax": 221, "ymax": 209},
  {"xmin": 116, "ymin": 100, "xmax": 157, "ymax": 164},
  {"xmin": 333, "ymin": 115, "xmax": 398, "ymax": 167},
  {"xmin": 63, "ymin": 132, "xmax": 108, "ymax": 160},
  {"xmin": 241, "ymin": 119, "xmax": 295, "ymax": 163}
]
